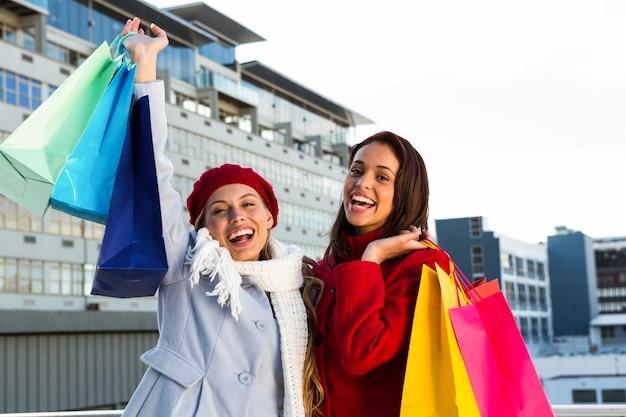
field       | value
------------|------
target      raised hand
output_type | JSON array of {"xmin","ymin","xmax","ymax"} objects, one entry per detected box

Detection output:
[{"xmin": 120, "ymin": 17, "xmax": 169, "ymax": 83}]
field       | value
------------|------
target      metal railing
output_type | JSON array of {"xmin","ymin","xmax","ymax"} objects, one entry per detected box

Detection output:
[{"xmin": 2, "ymin": 405, "xmax": 626, "ymax": 416}]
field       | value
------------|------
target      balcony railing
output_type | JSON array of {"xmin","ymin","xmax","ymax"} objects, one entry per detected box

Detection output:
[{"xmin": 2, "ymin": 405, "xmax": 626, "ymax": 416}]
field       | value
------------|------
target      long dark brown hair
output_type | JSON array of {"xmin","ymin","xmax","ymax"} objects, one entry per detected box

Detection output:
[{"xmin": 324, "ymin": 131, "xmax": 430, "ymax": 265}]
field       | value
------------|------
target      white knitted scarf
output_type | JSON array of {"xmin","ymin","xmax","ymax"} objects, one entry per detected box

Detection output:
[{"xmin": 186, "ymin": 228, "xmax": 307, "ymax": 417}]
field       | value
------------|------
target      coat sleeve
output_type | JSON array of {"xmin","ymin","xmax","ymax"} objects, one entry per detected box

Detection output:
[
  {"xmin": 133, "ymin": 82, "xmax": 190, "ymax": 285},
  {"xmin": 331, "ymin": 249, "xmax": 451, "ymax": 374}
]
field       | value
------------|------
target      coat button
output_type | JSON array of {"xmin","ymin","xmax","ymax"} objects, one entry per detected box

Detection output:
[
  {"xmin": 313, "ymin": 333, "xmax": 323, "ymax": 346},
  {"xmin": 330, "ymin": 286, "xmax": 336, "ymax": 293},
  {"xmin": 255, "ymin": 320, "xmax": 267, "ymax": 331},
  {"xmin": 238, "ymin": 372, "xmax": 252, "ymax": 384}
]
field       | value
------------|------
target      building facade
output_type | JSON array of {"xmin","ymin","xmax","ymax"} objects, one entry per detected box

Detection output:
[
  {"xmin": 435, "ymin": 218, "xmax": 626, "ymax": 407},
  {"xmin": 0, "ymin": 0, "xmax": 371, "ymax": 412},
  {"xmin": 547, "ymin": 228, "xmax": 599, "ymax": 337},
  {"xmin": 435, "ymin": 216, "xmax": 554, "ymax": 348}
]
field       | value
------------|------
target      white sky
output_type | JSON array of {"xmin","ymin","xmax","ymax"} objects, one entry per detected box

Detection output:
[{"xmin": 150, "ymin": 0, "xmax": 626, "ymax": 243}]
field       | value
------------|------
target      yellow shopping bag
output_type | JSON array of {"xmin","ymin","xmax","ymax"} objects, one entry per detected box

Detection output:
[{"xmin": 400, "ymin": 262, "xmax": 481, "ymax": 417}]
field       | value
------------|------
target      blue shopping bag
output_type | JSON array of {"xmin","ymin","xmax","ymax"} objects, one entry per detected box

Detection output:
[
  {"xmin": 91, "ymin": 95, "xmax": 168, "ymax": 298},
  {"xmin": 50, "ymin": 62, "xmax": 136, "ymax": 223}
]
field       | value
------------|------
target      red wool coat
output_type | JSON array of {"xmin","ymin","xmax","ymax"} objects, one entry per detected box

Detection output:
[{"xmin": 314, "ymin": 229, "xmax": 451, "ymax": 417}]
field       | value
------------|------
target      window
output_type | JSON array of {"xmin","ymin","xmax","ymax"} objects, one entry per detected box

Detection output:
[
  {"xmin": 504, "ymin": 281, "xmax": 516, "ymax": 307},
  {"xmin": 1, "ymin": 22, "xmax": 17, "ymax": 44},
  {"xmin": 0, "ymin": 70, "xmax": 42, "ymax": 109},
  {"xmin": 519, "ymin": 317, "xmax": 529, "ymax": 340},
  {"xmin": 541, "ymin": 318, "xmax": 550, "ymax": 340},
  {"xmin": 515, "ymin": 256, "xmax": 525, "ymax": 276},
  {"xmin": 528, "ymin": 286, "xmax": 537, "ymax": 309},
  {"xmin": 471, "ymin": 245, "xmax": 484, "ymax": 277},
  {"xmin": 469, "ymin": 217, "xmax": 482, "ymax": 237},
  {"xmin": 601, "ymin": 327, "xmax": 616, "ymax": 339},
  {"xmin": 23, "ymin": 26, "xmax": 36, "ymax": 51},
  {"xmin": 537, "ymin": 262, "xmax": 546, "ymax": 280},
  {"xmin": 518, "ymin": 283, "xmax": 527, "ymax": 308},
  {"xmin": 573, "ymin": 389, "xmax": 597, "ymax": 403},
  {"xmin": 526, "ymin": 259, "xmax": 536, "ymax": 279},
  {"xmin": 530, "ymin": 317, "xmax": 539, "ymax": 340},
  {"xmin": 539, "ymin": 287, "xmax": 547, "ymax": 310},
  {"xmin": 502, "ymin": 253, "xmax": 514, "ymax": 274},
  {"xmin": 602, "ymin": 389, "xmax": 626, "ymax": 403},
  {"xmin": 18, "ymin": 75, "xmax": 30, "ymax": 107},
  {"xmin": 4, "ymin": 70, "xmax": 16, "ymax": 105}
]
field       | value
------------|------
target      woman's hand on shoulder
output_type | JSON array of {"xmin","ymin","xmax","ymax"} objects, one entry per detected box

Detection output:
[
  {"xmin": 361, "ymin": 225, "xmax": 430, "ymax": 264},
  {"xmin": 120, "ymin": 17, "xmax": 169, "ymax": 83},
  {"xmin": 302, "ymin": 255, "xmax": 319, "ymax": 277}
]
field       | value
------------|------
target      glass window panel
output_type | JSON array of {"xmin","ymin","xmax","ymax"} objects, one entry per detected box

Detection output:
[
  {"xmin": 18, "ymin": 75, "xmax": 30, "ymax": 108},
  {"xmin": 5, "ymin": 71, "xmax": 16, "ymax": 104},
  {"xmin": 602, "ymin": 389, "xmax": 626, "ymax": 403},
  {"xmin": 31, "ymin": 80, "xmax": 42, "ymax": 109},
  {"xmin": 23, "ymin": 29, "xmax": 35, "ymax": 51},
  {"xmin": 48, "ymin": 264, "xmax": 61, "ymax": 294},
  {"xmin": 6, "ymin": 259, "xmax": 18, "ymax": 292},
  {"xmin": 572, "ymin": 389, "xmax": 597, "ymax": 403}
]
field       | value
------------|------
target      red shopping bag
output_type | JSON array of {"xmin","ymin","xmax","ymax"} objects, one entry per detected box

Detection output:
[{"xmin": 449, "ymin": 282, "xmax": 555, "ymax": 417}]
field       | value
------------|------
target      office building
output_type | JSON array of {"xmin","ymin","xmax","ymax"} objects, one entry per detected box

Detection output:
[
  {"xmin": 435, "ymin": 216, "xmax": 553, "ymax": 349},
  {"xmin": 547, "ymin": 228, "xmax": 599, "ymax": 338},
  {"xmin": 435, "ymin": 218, "xmax": 626, "ymax": 407}
]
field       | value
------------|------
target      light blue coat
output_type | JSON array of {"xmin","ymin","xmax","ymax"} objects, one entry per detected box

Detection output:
[{"xmin": 121, "ymin": 83, "xmax": 285, "ymax": 417}]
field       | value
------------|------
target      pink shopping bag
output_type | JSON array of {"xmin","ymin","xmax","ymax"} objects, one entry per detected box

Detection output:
[{"xmin": 449, "ymin": 288, "xmax": 555, "ymax": 417}]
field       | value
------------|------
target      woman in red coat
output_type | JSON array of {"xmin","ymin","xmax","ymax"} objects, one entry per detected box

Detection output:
[{"xmin": 311, "ymin": 131, "xmax": 452, "ymax": 417}]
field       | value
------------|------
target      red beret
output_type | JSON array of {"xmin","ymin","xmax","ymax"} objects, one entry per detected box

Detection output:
[{"xmin": 186, "ymin": 164, "xmax": 278, "ymax": 227}]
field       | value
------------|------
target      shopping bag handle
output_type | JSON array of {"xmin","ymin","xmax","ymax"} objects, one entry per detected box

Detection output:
[
  {"xmin": 420, "ymin": 238, "xmax": 486, "ymax": 303},
  {"xmin": 109, "ymin": 32, "xmax": 139, "ymax": 62}
]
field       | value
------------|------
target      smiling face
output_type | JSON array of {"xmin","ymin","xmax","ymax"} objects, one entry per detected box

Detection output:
[
  {"xmin": 202, "ymin": 183, "xmax": 274, "ymax": 261},
  {"xmin": 343, "ymin": 141, "xmax": 399, "ymax": 236}
]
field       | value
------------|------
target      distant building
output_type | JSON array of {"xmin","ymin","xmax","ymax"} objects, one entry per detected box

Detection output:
[
  {"xmin": 590, "ymin": 236, "xmax": 626, "ymax": 349},
  {"xmin": 435, "ymin": 216, "xmax": 553, "ymax": 349},
  {"xmin": 547, "ymin": 228, "xmax": 598, "ymax": 338},
  {"xmin": 436, "ymin": 217, "xmax": 626, "ymax": 407}
]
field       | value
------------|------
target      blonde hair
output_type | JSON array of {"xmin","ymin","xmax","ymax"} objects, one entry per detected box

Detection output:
[{"xmin": 301, "ymin": 274, "xmax": 325, "ymax": 416}]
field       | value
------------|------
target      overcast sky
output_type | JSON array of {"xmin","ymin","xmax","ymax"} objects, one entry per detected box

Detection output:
[{"xmin": 151, "ymin": 0, "xmax": 626, "ymax": 243}]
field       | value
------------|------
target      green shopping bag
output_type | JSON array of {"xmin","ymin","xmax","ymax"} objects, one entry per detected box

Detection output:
[{"xmin": 0, "ymin": 41, "xmax": 120, "ymax": 216}]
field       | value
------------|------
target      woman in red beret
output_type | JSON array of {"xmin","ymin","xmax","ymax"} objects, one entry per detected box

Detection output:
[{"xmin": 117, "ymin": 18, "xmax": 322, "ymax": 417}]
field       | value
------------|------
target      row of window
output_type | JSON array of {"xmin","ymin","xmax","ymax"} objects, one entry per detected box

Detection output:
[
  {"xmin": 504, "ymin": 281, "xmax": 550, "ymax": 311},
  {"xmin": 0, "ymin": 256, "xmax": 90, "ymax": 296},
  {"xmin": 597, "ymin": 272, "xmax": 626, "ymax": 287},
  {"xmin": 0, "ymin": 68, "xmax": 46, "ymax": 110},
  {"xmin": 597, "ymin": 286, "xmax": 626, "ymax": 297},
  {"xmin": 167, "ymin": 125, "xmax": 344, "ymax": 199},
  {"xmin": 598, "ymin": 302, "xmax": 626, "ymax": 313},
  {"xmin": 502, "ymin": 252, "xmax": 546, "ymax": 280},
  {"xmin": 1, "ymin": 21, "xmax": 35, "ymax": 50},
  {"xmin": 46, "ymin": 40, "xmax": 89, "ymax": 67},
  {"xmin": 0, "ymin": 196, "xmax": 105, "ymax": 239},
  {"xmin": 596, "ymin": 247, "xmax": 626, "ymax": 268},
  {"xmin": 600, "ymin": 326, "xmax": 626, "ymax": 339},
  {"xmin": 573, "ymin": 388, "xmax": 626, "ymax": 403},
  {"xmin": 518, "ymin": 315, "xmax": 551, "ymax": 343}
]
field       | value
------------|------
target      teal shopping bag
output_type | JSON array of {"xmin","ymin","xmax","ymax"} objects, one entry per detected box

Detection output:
[
  {"xmin": 50, "ymin": 61, "xmax": 136, "ymax": 224},
  {"xmin": 0, "ymin": 41, "xmax": 120, "ymax": 216}
]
